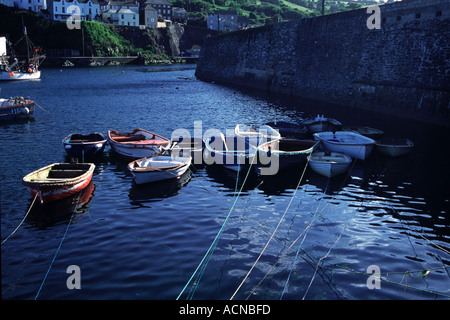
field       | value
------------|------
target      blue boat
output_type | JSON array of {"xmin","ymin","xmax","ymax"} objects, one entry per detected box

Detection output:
[
  {"xmin": 0, "ymin": 97, "xmax": 35, "ymax": 121},
  {"xmin": 62, "ymin": 132, "xmax": 107, "ymax": 158}
]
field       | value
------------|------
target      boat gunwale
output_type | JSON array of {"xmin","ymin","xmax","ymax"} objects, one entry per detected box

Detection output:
[
  {"xmin": 107, "ymin": 128, "xmax": 170, "ymax": 145},
  {"xmin": 314, "ymin": 131, "xmax": 376, "ymax": 146},
  {"xmin": 62, "ymin": 132, "xmax": 107, "ymax": 146},
  {"xmin": 128, "ymin": 155, "xmax": 192, "ymax": 173},
  {"xmin": 22, "ymin": 163, "xmax": 95, "ymax": 187}
]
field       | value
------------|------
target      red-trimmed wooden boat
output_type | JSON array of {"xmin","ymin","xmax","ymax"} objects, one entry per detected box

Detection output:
[
  {"xmin": 23, "ymin": 163, "xmax": 95, "ymax": 204},
  {"xmin": 107, "ymin": 128, "xmax": 171, "ymax": 159}
]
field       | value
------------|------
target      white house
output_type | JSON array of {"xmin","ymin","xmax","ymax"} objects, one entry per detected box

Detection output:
[
  {"xmin": 101, "ymin": 0, "xmax": 139, "ymax": 26},
  {"xmin": 13, "ymin": 0, "xmax": 47, "ymax": 12},
  {"xmin": 102, "ymin": 8, "xmax": 139, "ymax": 26},
  {"xmin": 47, "ymin": 0, "xmax": 101, "ymax": 21}
]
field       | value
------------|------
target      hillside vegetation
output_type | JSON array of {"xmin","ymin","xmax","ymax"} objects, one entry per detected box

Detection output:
[{"xmin": 169, "ymin": 0, "xmax": 380, "ymax": 24}]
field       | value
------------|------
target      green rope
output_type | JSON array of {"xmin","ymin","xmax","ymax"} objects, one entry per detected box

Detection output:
[{"xmin": 177, "ymin": 156, "xmax": 256, "ymax": 300}]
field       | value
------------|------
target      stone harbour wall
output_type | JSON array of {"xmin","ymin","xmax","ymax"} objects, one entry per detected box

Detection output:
[{"xmin": 195, "ymin": 0, "xmax": 450, "ymax": 126}]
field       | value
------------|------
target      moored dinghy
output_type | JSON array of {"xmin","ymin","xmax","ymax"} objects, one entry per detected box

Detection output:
[
  {"xmin": 265, "ymin": 121, "xmax": 307, "ymax": 139},
  {"xmin": 234, "ymin": 123, "xmax": 281, "ymax": 148},
  {"xmin": 258, "ymin": 138, "xmax": 319, "ymax": 171},
  {"xmin": 108, "ymin": 128, "xmax": 171, "ymax": 159},
  {"xmin": 22, "ymin": 163, "xmax": 95, "ymax": 204},
  {"xmin": 0, "ymin": 97, "xmax": 35, "ymax": 121},
  {"xmin": 376, "ymin": 138, "xmax": 414, "ymax": 157},
  {"xmin": 128, "ymin": 154, "xmax": 192, "ymax": 185},
  {"xmin": 314, "ymin": 131, "xmax": 375, "ymax": 160},
  {"xmin": 62, "ymin": 132, "xmax": 107, "ymax": 158},
  {"xmin": 342, "ymin": 126, "xmax": 384, "ymax": 140},
  {"xmin": 302, "ymin": 115, "xmax": 342, "ymax": 133},
  {"xmin": 204, "ymin": 134, "xmax": 258, "ymax": 172},
  {"xmin": 309, "ymin": 151, "xmax": 352, "ymax": 178}
]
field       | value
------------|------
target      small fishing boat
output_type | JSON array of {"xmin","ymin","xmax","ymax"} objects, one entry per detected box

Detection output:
[
  {"xmin": 204, "ymin": 134, "xmax": 258, "ymax": 172},
  {"xmin": 128, "ymin": 154, "xmax": 192, "ymax": 185},
  {"xmin": 258, "ymin": 138, "xmax": 319, "ymax": 171},
  {"xmin": 314, "ymin": 131, "xmax": 375, "ymax": 160},
  {"xmin": 342, "ymin": 126, "xmax": 384, "ymax": 140},
  {"xmin": 0, "ymin": 28, "xmax": 45, "ymax": 81},
  {"xmin": 0, "ymin": 97, "xmax": 35, "ymax": 121},
  {"xmin": 107, "ymin": 128, "xmax": 171, "ymax": 159},
  {"xmin": 265, "ymin": 121, "xmax": 308, "ymax": 139},
  {"xmin": 302, "ymin": 115, "xmax": 342, "ymax": 133},
  {"xmin": 234, "ymin": 123, "xmax": 281, "ymax": 147},
  {"xmin": 309, "ymin": 151, "xmax": 352, "ymax": 178},
  {"xmin": 62, "ymin": 133, "xmax": 107, "ymax": 158},
  {"xmin": 23, "ymin": 163, "xmax": 95, "ymax": 204},
  {"xmin": 376, "ymin": 138, "xmax": 414, "ymax": 157}
]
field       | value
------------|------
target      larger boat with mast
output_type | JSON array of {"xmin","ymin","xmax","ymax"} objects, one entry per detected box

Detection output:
[{"xmin": 0, "ymin": 27, "xmax": 45, "ymax": 81}]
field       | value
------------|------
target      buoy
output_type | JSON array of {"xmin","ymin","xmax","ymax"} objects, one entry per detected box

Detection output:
[
  {"xmin": 9, "ymin": 72, "xmax": 14, "ymax": 77},
  {"xmin": 27, "ymin": 68, "xmax": 32, "ymax": 73}
]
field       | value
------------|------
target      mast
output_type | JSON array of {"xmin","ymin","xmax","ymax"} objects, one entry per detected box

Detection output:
[{"xmin": 24, "ymin": 26, "xmax": 30, "ymax": 64}]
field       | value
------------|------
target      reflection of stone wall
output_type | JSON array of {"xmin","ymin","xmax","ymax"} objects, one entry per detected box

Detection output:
[{"xmin": 196, "ymin": 0, "xmax": 450, "ymax": 126}]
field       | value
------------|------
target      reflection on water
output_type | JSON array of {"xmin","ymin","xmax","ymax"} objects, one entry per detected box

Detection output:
[{"xmin": 1, "ymin": 65, "xmax": 449, "ymax": 300}]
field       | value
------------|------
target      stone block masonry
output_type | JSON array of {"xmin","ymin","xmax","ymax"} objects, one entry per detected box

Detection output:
[{"xmin": 195, "ymin": 0, "xmax": 450, "ymax": 126}]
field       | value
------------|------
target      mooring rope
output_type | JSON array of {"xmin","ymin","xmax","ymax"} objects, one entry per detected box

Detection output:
[
  {"xmin": 177, "ymin": 156, "xmax": 256, "ymax": 300},
  {"xmin": 34, "ymin": 190, "xmax": 84, "ymax": 300},
  {"xmin": 230, "ymin": 156, "xmax": 311, "ymax": 300},
  {"xmin": 243, "ymin": 157, "xmax": 358, "ymax": 299},
  {"xmin": 1, "ymin": 194, "xmax": 38, "ymax": 245}
]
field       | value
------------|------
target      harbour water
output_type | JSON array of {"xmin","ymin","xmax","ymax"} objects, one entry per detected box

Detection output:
[{"xmin": 1, "ymin": 65, "xmax": 449, "ymax": 300}]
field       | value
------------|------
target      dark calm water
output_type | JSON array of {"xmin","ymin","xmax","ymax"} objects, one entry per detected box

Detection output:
[{"xmin": 1, "ymin": 65, "xmax": 449, "ymax": 300}]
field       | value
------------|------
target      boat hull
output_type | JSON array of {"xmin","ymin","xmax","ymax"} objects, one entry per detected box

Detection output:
[
  {"xmin": 314, "ymin": 131, "xmax": 375, "ymax": 160},
  {"xmin": 303, "ymin": 117, "xmax": 342, "ymax": 134},
  {"xmin": 0, "ymin": 70, "xmax": 41, "ymax": 81},
  {"xmin": 23, "ymin": 163, "xmax": 95, "ymax": 204},
  {"xmin": 128, "ymin": 155, "xmax": 191, "ymax": 185},
  {"xmin": 108, "ymin": 129, "xmax": 170, "ymax": 159},
  {"xmin": 376, "ymin": 139, "xmax": 414, "ymax": 157},
  {"xmin": 235, "ymin": 124, "xmax": 281, "ymax": 147},
  {"xmin": 204, "ymin": 135, "xmax": 257, "ymax": 172},
  {"xmin": 63, "ymin": 133, "xmax": 107, "ymax": 158},
  {"xmin": 0, "ymin": 99, "xmax": 35, "ymax": 121},
  {"xmin": 309, "ymin": 152, "xmax": 352, "ymax": 178},
  {"xmin": 258, "ymin": 138, "xmax": 318, "ymax": 171}
]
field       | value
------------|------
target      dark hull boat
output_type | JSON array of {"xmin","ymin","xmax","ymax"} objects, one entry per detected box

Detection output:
[{"xmin": 62, "ymin": 133, "xmax": 107, "ymax": 158}]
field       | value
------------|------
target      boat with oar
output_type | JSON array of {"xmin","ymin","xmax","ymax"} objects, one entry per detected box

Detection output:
[
  {"xmin": 107, "ymin": 128, "xmax": 171, "ymax": 159},
  {"xmin": 265, "ymin": 120, "xmax": 308, "ymax": 139},
  {"xmin": 302, "ymin": 115, "xmax": 342, "ymax": 133},
  {"xmin": 62, "ymin": 132, "xmax": 107, "ymax": 158},
  {"xmin": 309, "ymin": 151, "xmax": 352, "ymax": 178},
  {"xmin": 234, "ymin": 123, "xmax": 281, "ymax": 148},
  {"xmin": 376, "ymin": 138, "xmax": 414, "ymax": 157},
  {"xmin": 22, "ymin": 163, "xmax": 95, "ymax": 204},
  {"xmin": 314, "ymin": 131, "xmax": 375, "ymax": 160},
  {"xmin": 204, "ymin": 134, "xmax": 258, "ymax": 172},
  {"xmin": 258, "ymin": 138, "xmax": 319, "ymax": 171},
  {"xmin": 0, "ymin": 97, "xmax": 35, "ymax": 121},
  {"xmin": 128, "ymin": 154, "xmax": 192, "ymax": 185}
]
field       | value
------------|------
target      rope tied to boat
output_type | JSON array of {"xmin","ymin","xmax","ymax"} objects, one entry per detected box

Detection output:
[{"xmin": 1, "ymin": 194, "xmax": 38, "ymax": 245}]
